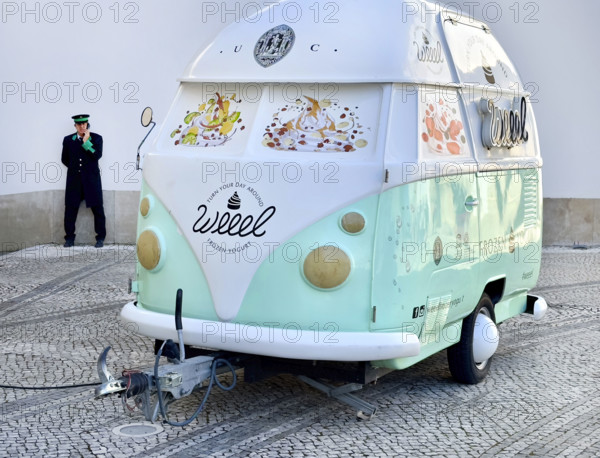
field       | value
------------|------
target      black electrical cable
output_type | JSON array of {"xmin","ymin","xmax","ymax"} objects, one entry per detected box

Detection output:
[
  {"xmin": 0, "ymin": 382, "xmax": 98, "ymax": 390},
  {"xmin": 154, "ymin": 339, "xmax": 237, "ymax": 427}
]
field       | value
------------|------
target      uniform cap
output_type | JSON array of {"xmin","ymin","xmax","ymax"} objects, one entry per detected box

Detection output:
[{"xmin": 72, "ymin": 114, "xmax": 90, "ymax": 123}]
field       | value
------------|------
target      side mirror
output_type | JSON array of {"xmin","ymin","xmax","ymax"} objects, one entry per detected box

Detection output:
[
  {"xmin": 141, "ymin": 106, "xmax": 153, "ymax": 127},
  {"xmin": 137, "ymin": 107, "xmax": 157, "ymax": 170}
]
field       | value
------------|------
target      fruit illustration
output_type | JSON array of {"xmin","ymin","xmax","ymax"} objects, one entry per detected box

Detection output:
[
  {"xmin": 421, "ymin": 98, "xmax": 467, "ymax": 155},
  {"xmin": 173, "ymin": 92, "xmax": 244, "ymax": 147},
  {"xmin": 263, "ymin": 96, "xmax": 369, "ymax": 152},
  {"xmin": 184, "ymin": 112, "xmax": 200, "ymax": 124}
]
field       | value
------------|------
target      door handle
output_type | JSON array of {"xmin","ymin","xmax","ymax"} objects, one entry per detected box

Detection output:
[{"xmin": 465, "ymin": 198, "xmax": 479, "ymax": 207}]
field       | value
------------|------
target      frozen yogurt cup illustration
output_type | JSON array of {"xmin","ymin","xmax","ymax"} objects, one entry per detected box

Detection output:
[
  {"xmin": 227, "ymin": 192, "xmax": 241, "ymax": 210},
  {"xmin": 172, "ymin": 92, "xmax": 244, "ymax": 147},
  {"xmin": 263, "ymin": 96, "xmax": 369, "ymax": 152},
  {"xmin": 421, "ymin": 98, "xmax": 467, "ymax": 155},
  {"xmin": 481, "ymin": 51, "xmax": 496, "ymax": 84}
]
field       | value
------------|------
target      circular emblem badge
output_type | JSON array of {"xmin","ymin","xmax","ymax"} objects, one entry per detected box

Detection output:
[{"xmin": 254, "ymin": 24, "xmax": 295, "ymax": 68}]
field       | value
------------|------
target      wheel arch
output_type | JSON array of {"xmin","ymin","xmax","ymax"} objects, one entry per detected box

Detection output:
[{"xmin": 482, "ymin": 277, "xmax": 506, "ymax": 306}]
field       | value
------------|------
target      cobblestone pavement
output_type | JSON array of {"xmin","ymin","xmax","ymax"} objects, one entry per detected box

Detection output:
[{"xmin": 1, "ymin": 244, "xmax": 599, "ymax": 457}]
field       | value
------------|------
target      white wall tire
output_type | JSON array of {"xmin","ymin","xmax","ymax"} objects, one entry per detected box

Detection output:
[{"xmin": 447, "ymin": 294, "xmax": 497, "ymax": 384}]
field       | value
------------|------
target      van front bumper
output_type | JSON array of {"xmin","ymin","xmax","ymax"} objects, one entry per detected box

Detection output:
[{"xmin": 121, "ymin": 301, "xmax": 420, "ymax": 361}]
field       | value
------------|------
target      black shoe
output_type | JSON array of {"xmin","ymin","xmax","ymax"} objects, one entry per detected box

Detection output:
[
  {"xmin": 95, "ymin": 239, "xmax": 104, "ymax": 248},
  {"xmin": 64, "ymin": 240, "xmax": 74, "ymax": 247}
]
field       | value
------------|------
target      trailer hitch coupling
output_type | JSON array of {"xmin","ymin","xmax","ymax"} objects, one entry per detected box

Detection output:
[
  {"xmin": 93, "ymin": 289, "xmax": 238, "ymax": 425},
  {"xmin": 95, "ymin": 346, "xmax": 127, "ymax": 397}
]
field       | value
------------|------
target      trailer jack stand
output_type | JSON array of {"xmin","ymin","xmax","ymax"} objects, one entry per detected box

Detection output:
[{"xmin": 297, "ymin": 375, "xmax": 377, "ymax": 420}]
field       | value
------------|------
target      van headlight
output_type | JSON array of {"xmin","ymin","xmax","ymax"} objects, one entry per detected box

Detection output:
[
  {"xmin": 140, "ymin": 195, "xmax": 154, "ymax": 218},
  {"xmin": 303, "ymin": 245, "xmax": 351, "ymax": 289},
  {"xmin": 340, "ymin": 212, "xmax": 365, "ymax": 234},
  {"xmin": 137, "ymin": 229, "xmax": 164, "ymax": 271}
]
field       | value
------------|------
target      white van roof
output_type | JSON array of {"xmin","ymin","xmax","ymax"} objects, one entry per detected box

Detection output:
[{"xmin": 180, "ymin": 0, "xmax": 523, "ymax": 89}]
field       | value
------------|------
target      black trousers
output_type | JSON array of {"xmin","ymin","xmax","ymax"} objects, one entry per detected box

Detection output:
[{"xmin": 64, "ymin": 201, "xmax": 106, "ymax": 242}]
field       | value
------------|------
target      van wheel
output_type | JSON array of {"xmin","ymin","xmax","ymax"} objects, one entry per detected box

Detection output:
[{"xmin": 447, "ymin": 294, "xmax": 497, "ymax": 384}]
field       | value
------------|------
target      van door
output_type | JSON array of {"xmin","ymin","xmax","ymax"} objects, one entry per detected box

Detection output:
[
  {"xmin": 370, "ymin": 85, "xmax": 480, "ymax": 339},
  {"xmin": 442, "ymin": 15, "xmax": 543, "ymax": 314}
]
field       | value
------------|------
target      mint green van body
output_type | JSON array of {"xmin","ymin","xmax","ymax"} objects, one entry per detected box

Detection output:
[{"xmin": 123, "ymin": 2, "xmax": 546, "ymax": 383}]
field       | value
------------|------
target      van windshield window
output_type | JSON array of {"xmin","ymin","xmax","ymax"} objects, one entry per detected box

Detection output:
[
  {"xmin": 443, "ymin": 19, "xmax": 522, "ymax": 89},
  {"xmin": 168, "ymin": 90, "xmax": 249, "ymax": 149},
  {"xmin": 262, "ymin": 95, "xmax": 370, "ymax": 153},
  {"xmin": 161, "ymin": 83, "xmax": 382, "ymax": 157}
]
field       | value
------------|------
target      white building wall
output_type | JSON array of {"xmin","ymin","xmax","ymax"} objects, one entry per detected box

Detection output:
[
  {"xmin": 1, "ymin": 1, "xmax": 598, "ymax": 245},
  {"xmin": 440, "ymin": 0, "xmax": 599, "ymax": 199},
  {"xmin": 0, "ymin": 0, "xmax": 230, "ymax": 196}
]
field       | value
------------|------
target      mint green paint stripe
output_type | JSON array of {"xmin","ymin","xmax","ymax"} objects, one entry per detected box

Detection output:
[
  {"xmin": 236, "ymin": 194, "xmax": 380, "ymax": 332},
  {"xmin": 135, "ymin": 180, "xmax": 218, "ymax": 321}
]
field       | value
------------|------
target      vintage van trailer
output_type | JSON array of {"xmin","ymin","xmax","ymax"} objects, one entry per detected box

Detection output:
[{"xmin": 97, "ymin": 1, "xmax": 547, "ymax": 420}]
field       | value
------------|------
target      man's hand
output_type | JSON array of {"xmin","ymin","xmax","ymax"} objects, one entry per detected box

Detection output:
[{"xmin": 83, "ymin": 129, "xmax": 91, "ymax": 143}]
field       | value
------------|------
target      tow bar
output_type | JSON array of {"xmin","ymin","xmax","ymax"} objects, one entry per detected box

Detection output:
[
  {"xmin": 95, "ymin": 290, "xmax": 236, "ymax": 425},
  {"xmin": 95, "ymin": 289, "xmax": 379, "ymax": 424}
]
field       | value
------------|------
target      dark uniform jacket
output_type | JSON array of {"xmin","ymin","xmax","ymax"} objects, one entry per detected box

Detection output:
[{"xmin": 61, "ymin": 132, "xmax": 103, "ymax": 208}]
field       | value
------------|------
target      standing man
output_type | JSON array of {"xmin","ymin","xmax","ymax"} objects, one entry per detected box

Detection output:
[{"xmin": 61, "ymin": 114, "xmax": 106, "ymax": 248}]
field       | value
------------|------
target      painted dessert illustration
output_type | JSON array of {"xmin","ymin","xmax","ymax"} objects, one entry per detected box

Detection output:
[
  {"xmin": 227, "ymin": 192, "xmax": 241, "ymax": 210},
  {"xmin": 172, "ymin": 92, "xmax": 244, "ymax": 147},
  {"xmin": 421, "ymin": 98, "xmax": 467, "ymax": 155},
  {"xmin": 481, "ymin": 51, "xmax": 496, "ymax": 84},
  {"xmin": 263, "ymin": 96, "xmax": 369, "ymax": 152}
]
